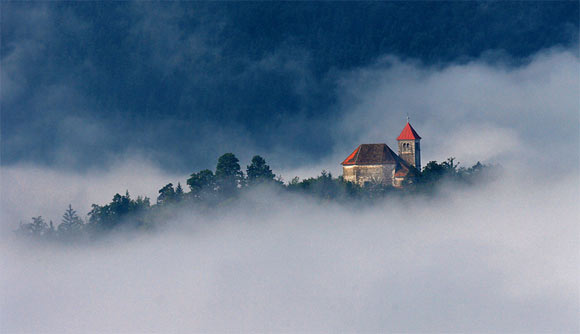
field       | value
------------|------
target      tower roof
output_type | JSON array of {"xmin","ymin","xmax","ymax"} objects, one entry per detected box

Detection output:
[
  {"xmin": 397, "ymin": 122, "xmax": 421, "ymax": 140},
  {"xmin": 341, "ymin": 143, "xmax": 401, "ymax": 165}
]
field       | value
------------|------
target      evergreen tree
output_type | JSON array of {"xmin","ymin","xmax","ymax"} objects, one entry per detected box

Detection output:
[
  {"xmin": 58, "ymin": 204, "xmax": 84, "ymax": 238},
  {"xmin": 88, "ymin": 191, "xmax": 150, "ymax": 230},
  {"xmin": 30, "ymin": 216, "xmax": 48, "ymax": 236},
  {"xmin": 16, "ymin": 216, "xmax": 49, "ymax": 237},
  {"xmin": 157, "ymin": 183, "xmax": 176, "ymax": 205},
  {"xmin": 46, "ymin": 221, "xmax": 56, "ymax": 239},
  {"xmin": 246, "ymin": 155, "xmax": 276, "ymax": 186},
  {"xmin": 175, "ymin": 182, "xmax": 184, "ymax": 202},
  {"xmin": 215, "ymin": 153, "xmax": 243, "ymax": 195},
  {"xmin": 421, "ymin": 157, "xmax": 459, "ymax": 184},
  {"xmin": 187, "ymin": 169, "xmax": 216, "ymax": 196}
]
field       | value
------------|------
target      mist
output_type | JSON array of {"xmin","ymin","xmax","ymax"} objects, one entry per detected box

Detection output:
[
  {"xmin": 333, "ymin": 48, "xmax": 579, "ymax": 171},
  {"xmin": 2, "ymin": 167, "xmax": 578, "ymax": 332},
  {"xmin": 1, "ymin": 40, "xmax": 579, "ymax": 333}
]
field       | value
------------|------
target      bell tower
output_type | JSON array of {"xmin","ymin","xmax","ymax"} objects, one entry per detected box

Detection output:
[{"xmin": 397, "ymin": 119, "xmax": 421, "ymax": 170}]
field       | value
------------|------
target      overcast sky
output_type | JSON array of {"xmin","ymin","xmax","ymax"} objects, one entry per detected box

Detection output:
[
  {"xmin": 1, "ymin": 2, "xmax": 579, "ymax": 333},
  {"xmin": 2, "ymin": 2, "xmax": 578, "ymax": 173}
]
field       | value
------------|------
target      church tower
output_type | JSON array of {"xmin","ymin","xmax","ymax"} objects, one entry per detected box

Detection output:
[{"xmin": 397, "ymin": 120, "xmax": 421, "ymax": 170}]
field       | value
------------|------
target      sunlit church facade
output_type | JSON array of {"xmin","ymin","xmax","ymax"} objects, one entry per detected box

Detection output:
[{"xmin": 341, "ymin": 121, "xmax": 421, "ymax": 188}]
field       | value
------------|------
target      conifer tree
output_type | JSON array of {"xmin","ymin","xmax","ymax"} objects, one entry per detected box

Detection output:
[
  {"xmin": 215, "ymin": 153, "xmax": 243, "ymax": 195},
  {"xmin": 157, "ymin": 183, "xmax": 176, "ymax": 205},
  {"xmin": 187, "ymin": 170, "xmax": 216, "ymax": 194},
  {"xmin": 246, "ymin": 155, "xmax": 276, "ymax": 186},
  {"xmin": 175, "ymin": 183, "xmax": 184, "ymax": 202},
  {"xmin": 58, "ymin": 204, "xmax": 84, "ymax": 237},
  {"xmin": 16, "ymin": 216, "xmax": 49, "ymax": 237}
]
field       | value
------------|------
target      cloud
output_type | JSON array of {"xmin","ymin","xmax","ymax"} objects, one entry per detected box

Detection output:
[
  {"xmin": 1, "ymin": 8, "xmax": 579, "ymax": 330},
  {"xmin": 3, "ymin": 3, "xmax": 577, "ymax": 173},
  {"xmin": 0, "ymin": 158, "xmax": 183, "ymax": 235},
  {"xmin": 1, "ymin": 167, "xmax": 578, "ymax": 332},
  {"xmin": 3, "ymin": 45, "xmax": 577, "ymax": 231},
  {"xmin": 1, "ymin": 3, "xmax": 330, "ymax": 172},
  {"xmin": 333, "ymin": 49, "xmax": 579, "ymax": 171}
]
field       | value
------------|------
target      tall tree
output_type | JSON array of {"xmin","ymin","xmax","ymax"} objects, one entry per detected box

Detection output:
[
  {"xmin": 215, "ymin": 153, "xmax": 243, "ymax": 195},
  {"xmin": 157, "ymin": 183, "xmax": 176, "ymax": 205},
  {"xmin": 187, "ymin": 169, "xmax": 216, "ymax": 192},
  {"xmin": 421, "ymin": 157, "xmax": 458, "ymax": 183},
  {"xmin": 16, "ymin": 216, "xmax": 49, "ymax": 237},
  {"xmin": 88, "ymin": 191, "xmax": 150, "ymax": 230},
  {"xmin": 58, "ymin": 204, "xmax": 84, "ymax": 238},
  {"xmin": 246, "ymin": 155, "xmax": 276, "ymax": 186},
  {"xmin": 175, "ymin": 182, "xmax": 184, "ymax": 202}
]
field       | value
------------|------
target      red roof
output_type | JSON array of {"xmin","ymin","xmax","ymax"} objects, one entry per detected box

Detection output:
[
  {"xmin": 396, "ymin": 122, "xmax": 421, "ymax": 140},
  {"xmin": 341, "ymin": 143, "xmax": 401, "ymax": 166},
  {"xmin": 341, "ymin": 146, "xmax": 360, "ymax": 165}
]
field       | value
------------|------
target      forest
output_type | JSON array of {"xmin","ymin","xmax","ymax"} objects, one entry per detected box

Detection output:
[{"xmin": 15, "ymin": 153, "xmax": 494, "ymax": 242}]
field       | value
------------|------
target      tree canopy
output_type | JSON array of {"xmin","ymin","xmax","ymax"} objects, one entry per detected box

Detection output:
[
  {"xmin": 215, "ymin": 153, "xmax": 244, "ymax": 195},
  {"xmin": 246, "ymin": 155, "xmax": 277, "ymax": 186},
  {"xmin": 88, "ymin": 191, "xmax": 150, "ymax": 231},
  {"xmin": 15, "ymin": 153, "xmax": 494, "ymax": 242}
]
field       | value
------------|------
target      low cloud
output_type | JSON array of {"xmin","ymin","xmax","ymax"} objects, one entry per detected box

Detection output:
[
  {"xmin": 1, "ymin": 44, "xmax": 578, "ymax": 332},
  {"xmin": 0, "ymin": 158, "xmax": 183, "ymax": 234},
  {"xmin": 1, "ymin": 167, "xmax": 578, "ymax": 332},
  {"xmin": 334, "ymin": 48, "xmax": 579, "ymax": 171}
]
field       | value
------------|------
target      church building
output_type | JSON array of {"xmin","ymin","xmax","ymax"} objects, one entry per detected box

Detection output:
[{"xmin": 341, "ymin": 121, "xmax": 421, "ymax": 188}]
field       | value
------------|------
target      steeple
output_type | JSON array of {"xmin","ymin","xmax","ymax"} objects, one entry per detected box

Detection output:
[
  {"xmin": 397, "ymin": 121, "xmax": 421, "ymax": 170},
  {"xmin": 396, "ymin": 121, "xmax": 422, "ymax": 141}
]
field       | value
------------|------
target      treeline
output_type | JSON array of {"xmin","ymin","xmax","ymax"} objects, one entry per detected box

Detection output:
[{"xmin": 15, "ymin": 153, "xmax": 493, "ymax": 241}]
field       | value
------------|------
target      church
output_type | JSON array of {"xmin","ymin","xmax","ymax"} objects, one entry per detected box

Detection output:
[{"xmin": 341, "ymin": 121, "xmax": 421, "ymax": 188}]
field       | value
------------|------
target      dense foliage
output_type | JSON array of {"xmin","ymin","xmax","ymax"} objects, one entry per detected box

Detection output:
[{"xmin": 15, "ymin": 153, "xmax": 494, "ymax": 241}]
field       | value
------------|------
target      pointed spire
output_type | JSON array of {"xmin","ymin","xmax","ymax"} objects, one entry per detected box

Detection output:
[{"xmin": 397, "ymin": 121, "xmax": 421, "ymax": 140}]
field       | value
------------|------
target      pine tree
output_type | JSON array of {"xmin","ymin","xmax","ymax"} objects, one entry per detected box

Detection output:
[
  {"xmin": 215, "ymin": 153, "xmax": 243, "ymax": 195},
  {"xmin": 175, "ymin": 182, "xmax": 184, "ymax": 202},
  {"xmin": 16, "ymin": 216, "xmax": 49, "ymax": 237},
  {"xmin": 187, "ymin": 170, "xmax": 216, "ymax": 193},
  {"xmin": 246, "ymin": 155, "xmax": 276, "ymax": 186},
  {"xmin": 157, "ymin": 183, "xmax": 176, "ymax": 205},
  {"xmin": 58, "ymin": 204, "xmax": 84, "ymax": 237}
]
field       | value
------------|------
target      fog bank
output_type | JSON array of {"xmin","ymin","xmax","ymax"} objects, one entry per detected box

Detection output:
[
  {"xmin": 1, "ymin": 168, "xmax": 578, "ymax": 332},
  {"xmin": 1, "ymin": 46, "xmax": 578, "ymax": 332}
]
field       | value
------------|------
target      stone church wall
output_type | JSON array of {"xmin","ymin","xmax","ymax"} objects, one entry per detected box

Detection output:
[
  {"xmin": 342, "ymin": 164, "xmax": 396, "ymax": 186},
  {"xmin": 398, "ymin": 139, "xmax": 421, "ymax": 170}
]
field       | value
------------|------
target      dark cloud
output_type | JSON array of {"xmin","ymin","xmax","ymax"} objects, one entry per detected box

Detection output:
[
  {"xmin": 1, "ymin": 3, "xmax": 579, "ymax": 331},
  {"xmin": 1, "ymin": 2, "xmax": 578, "ymax": 172},
  {"xmin": 1, "ymin": 48, "xmax": 578, "ymax": 223}
]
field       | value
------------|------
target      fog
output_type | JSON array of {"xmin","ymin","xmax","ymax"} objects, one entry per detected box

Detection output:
[
  {"xmin": 333, "ymin": 48, "xmax": 579, "ymax": 170},
  {"xmin": 2, "ymin": 169, "xmax": 578, "ymax": 332},
  {"xmin": 1, "ymin": 48, "xmax": 579, "ymax": 332},
  {"xmin": 0, "ymin": 158, "xmax": 182, "ymax": 233}
]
